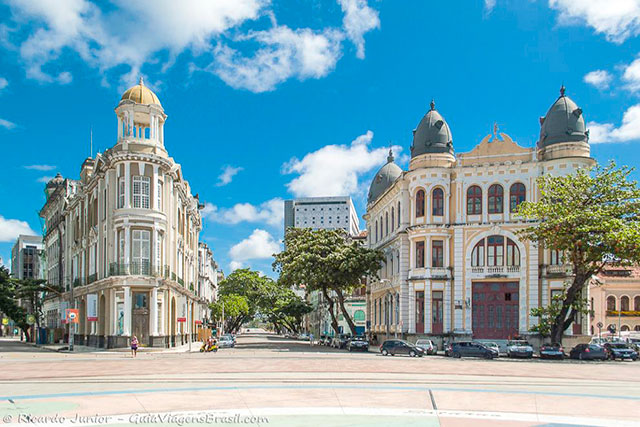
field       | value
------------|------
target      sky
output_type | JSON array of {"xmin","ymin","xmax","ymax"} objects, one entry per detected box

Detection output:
[{"xmin": 1, "ymin": 0, "xmax": 640, "ymax": 276}]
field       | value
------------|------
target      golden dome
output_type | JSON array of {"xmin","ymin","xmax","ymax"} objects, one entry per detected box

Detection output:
[{"xmin": 120, "ymin": 77, "xmax": 162, "ymax": 107}]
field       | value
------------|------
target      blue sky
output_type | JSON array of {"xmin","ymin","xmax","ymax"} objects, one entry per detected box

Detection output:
[{"xmin": 1, "ymin": 0, "xmax": 640, "ymax": 276}]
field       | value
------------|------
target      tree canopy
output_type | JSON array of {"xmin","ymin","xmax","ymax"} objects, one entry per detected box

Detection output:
[
  {"xmin": 517, "ymin": 162, "xmax": 640, "ymax": 342},
  {"xmin": 273, "ymin": 228, "xmax": 383, "ymax": 335}
]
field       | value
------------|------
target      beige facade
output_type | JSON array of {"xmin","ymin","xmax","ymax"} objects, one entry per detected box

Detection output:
[
  {"xmin": 590, "ymin": 267, "xmax": 640, "ymax": 336},
  {"xmin": 365, "ymin": 88, "xmax": 594, "ymax": 342},
  {"xmin": 40, "ymin": 79, "xmax": 207, "ymax": 348}
]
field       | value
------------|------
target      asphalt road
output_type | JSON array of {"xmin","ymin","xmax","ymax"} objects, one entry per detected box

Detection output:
[{"xmin": 0, "ymin": 333, "xmax": 639, "ymax": 426}]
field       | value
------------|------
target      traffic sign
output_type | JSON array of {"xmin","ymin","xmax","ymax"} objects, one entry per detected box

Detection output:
[
  {"xmin": 597, "ymin": 322, "xmax": 603, "ymax": 329},
  {"xmin": 66, "ymin": 309, "xmax": 79, "ymax": 324},
  {"xmin": 2, "ymin": 318, "xmax": 8, "ymax": 326},
  {"xmin": 26, "ymin": 314, "xmax": 36, "ymax": 325}
]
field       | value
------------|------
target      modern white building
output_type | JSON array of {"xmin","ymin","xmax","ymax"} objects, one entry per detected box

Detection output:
[
  {"xmin": 40, "ymin": 79, "xmax": 208, "ymax": 348},
  {"xmin": 365, "ymin": 88, "xmax": 593, "ymax": 344},
  {"xmin": 284, "ymin": 196, "xmax": 360, "ymax": 237},
  {"xmin": 11, "ymin": 235, "xmax": 44, "ymax": 281}
]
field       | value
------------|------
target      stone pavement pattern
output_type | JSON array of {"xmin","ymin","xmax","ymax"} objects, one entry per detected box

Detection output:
[{"xmin": 0, "ymin": 334, "xmax": 639, "ymax": 426}]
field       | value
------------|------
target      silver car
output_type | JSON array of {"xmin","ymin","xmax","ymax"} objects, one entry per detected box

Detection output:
[{"xmin": 415, "ymin": 339, "xmax": 437, "ymax": 355}]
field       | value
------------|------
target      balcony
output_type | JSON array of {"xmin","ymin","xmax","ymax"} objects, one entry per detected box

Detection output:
[
  {"xmin": 87, "ymin": 273, "xmax": 98, "ymax": 285},
  {"xmin": 72, "ymin": 278, "xmax": 84, "ymax": 288},
  {"xmin": 470, "ymin": 265, "xmax": 521, "ymax": 275},
  {"xmin": 606, "ymin": 310, "xmax": 640, "ymax": 317},
  {"xmin": 545, "ymin": 264, "xmax": 572, "ymax": 276},
  {"xmin": 108, "ymin": 262, "xmax": 169, "ymax": 278}
]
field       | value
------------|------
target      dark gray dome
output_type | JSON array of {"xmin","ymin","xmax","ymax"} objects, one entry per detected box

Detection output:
[
  {"xmin": 538, "ymin": 86, "xmax": 588, "ymax": 148},
  {"xmin": 411, "ymin": 100, "xmax": 454, "ymax": 158},
  {"xmin": 368, "ymin": 149, "xmax": 402, "ymax": 204},
  {"xmin": 46, "ymin": 173, "xmax": 64, "ymax": 188}
]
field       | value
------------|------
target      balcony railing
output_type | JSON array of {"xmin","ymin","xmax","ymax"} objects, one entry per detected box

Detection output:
[
  {"xmin": 108, "ymin": 262, "xmax": 169, "ymax": 278},
  {"xmin": 546, "ymin": 264, "xmax": 572, "ymax": 275},
  {"xmin": 87, "ymin": 273, "xmax": 98, "ymax": 284},
  {"xmin": 178, "ymin": 277, "xmax": 184, "ymax": 286},
  {"xmin": 72, "ymin": 278, "xmax": 84, "ymax": 288},
  {"xmin": 470, "ymin": 265, "xmax": 521, "ymax": 274}
]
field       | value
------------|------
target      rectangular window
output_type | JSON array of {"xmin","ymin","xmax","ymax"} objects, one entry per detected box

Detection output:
[
  {"xmin": 157, "ymin": 180, "xmax": 163, "ymax": 211},
  {"xmin": 131, "ymin": 229, "xmax": 150, "ymax": 274},
  {"xmin": 156, "ymin": 232, "xmax": 163, "ymax": 270},
  {"xmin": 550, "ymin": 249, "xmax": 561, "ymax": 265},
  {"xmin": 432, "ymin": 240, "xmax": 444, "ymax": 267},
  {"xmin": 118, "ymin": 178, "xmax": 125, "ymax": 208},
  {"xmin": 415, "ymin": 241, "xmax": 425, "ymax": 268},
  {"xmin": 132, "ymin": 176, "xmax": 150, "ymax": 209},
  {"xmin": 118, "ymin": 230, "xmax": 125, "ymax": 265}
]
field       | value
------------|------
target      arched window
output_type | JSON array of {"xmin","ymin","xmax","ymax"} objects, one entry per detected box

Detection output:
[
  {"xmin": 385, "ymin": 212, "xmax": 389, "ymax": 236},
  {"xmin": 416, "ymin": 190, "xmax": 425, "ymax": 217},
  {"xmin": 397, "ymin": 202, "xmax": 401, "ymax": 227},
  {"xmin": 471, "ymin": 239, "xmax": 485, "ymax": 267},
  {"xmin": 607, "ymin": 296, "xmax": 616, "ymax": 311},
  {"xmin": 635, "ymin": 296, "xmax": 640, "ymax": 311},
  {"xmin": 635, "ymin": 325, "xmax": 640, "ymax": 332},
  {"xmin": 391, "ymin": 207, "xmax": 395, "ymax": 231},
  {"xmin": 621, "ymin": 325, "xmax": 630, "ymax": 332},
  {"xmin": 432, "ymin": 188, "xmax": 444, "ymax": 216},
  {"xmin": 488, "ymin": 184, "xmax": 504, "ymax": 214},
  {"xmin": 506, "ymin": 238, "xmax": 520, "ymax": 266},
  {"xmin": 621, "ymin": 296, "xmax": 630, "ymax": 311},
  {"xmin": 510, "ymin": 183, "xmax": 526, "ymax": 212},
  {"xmin": 467, "ymin": 186, "xmax": 482, "ymax": 215},
  {"xmin": 487, "ymin": 235, "xmax": 504, "ymax": 266},
  {"xmin": 375, "ymin": 220, "xmax": 378, "ymax": 242},
  {"xmin": 354, "ymin": 310, "xmax": 365, "ymax": 322}
]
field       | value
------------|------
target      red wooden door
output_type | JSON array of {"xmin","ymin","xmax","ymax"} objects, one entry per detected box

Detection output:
[
  {"xmin": 432, "ymin": 291, "xmax": 443, "ymax": 334},
  {"xmin": 472, "ymin": 282, "xmax": 519, "ymax": 339},
  {"xmin": 415, "ymin": 291, "xmax": 425, "ymax": 334}
]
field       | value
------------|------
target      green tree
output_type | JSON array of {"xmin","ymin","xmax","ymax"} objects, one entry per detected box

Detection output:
[
  {"xmin": 273, "ymin": 228, "xmax": 384, "ymax": 336},
  {"xmin": 517, "ymin": 162, "xmax": 640, "ymax": 343},
  {"xmin": 209, "ymin": 294, "xmax": 249, "ymax": 333},
  {"xmin": 14, "ymin": 279, "xmax": 64, "ymax": 332},
  {"xmin": 0, "ymin": 267, "xmax": 30, "ymax": 340},
  {"xmin": 265, "ymin": 287, "xmax": 312, "ymax": 333}
]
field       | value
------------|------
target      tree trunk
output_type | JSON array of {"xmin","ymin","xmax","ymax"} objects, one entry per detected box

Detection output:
[
  {"xmin": 335, "ymin": 288, "xmax": 357, "ymax": 336},
  {"xmin": 550, "ymin": 273, "xmax": 586, "ymax": 344},
  {"xmin": 321, "ymin": 286, "xmax": 340, "ymax": 335}
]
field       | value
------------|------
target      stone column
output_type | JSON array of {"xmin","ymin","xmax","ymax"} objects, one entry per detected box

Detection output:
[
  {"xmin": 124, "ymin": 162, "xmax": 131, "ymax": 209},
  {"xmin": 123, "ymin": 286, "xmax": 131, "ymax": 336},
  {"xmin": 150, "ymin": 287, "xmax": 158, "ymax": 337},
  {"xmin": 453, "ymin": 228, "xmax": 464, "ymax": 331}
]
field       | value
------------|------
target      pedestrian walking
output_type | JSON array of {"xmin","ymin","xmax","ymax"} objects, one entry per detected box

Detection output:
[
  {"xmin": 130, "ymin": 335, "xmax": 139, "ymax": 357},
  {"xmin": 310, "ymin": 332, "xmax": 314, "ymax": 347}
]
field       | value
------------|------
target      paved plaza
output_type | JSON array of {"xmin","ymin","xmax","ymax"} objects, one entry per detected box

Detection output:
[{"xmin": 0, "ymin": 333, "xmax": 639, "ymax": 426}]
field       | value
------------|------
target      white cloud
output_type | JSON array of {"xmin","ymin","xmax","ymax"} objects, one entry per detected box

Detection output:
[
  {"xmin": 0, "ymin": 77, "xmax": 8, "ymax": 91},
  {"xmin": 0, "ymin": 118, "xmax": 16, "ymax": 130},
  {"xmin": 588, "ymin": 104, "xmax": 640, "ymax": 143},
  {"xmin": 36, "ymin": 175, "xmax": 54, "ymax": 183},
  {"xmin": 202, "ymin": 197, "xmax": 284, "ymax": 227},
  {"xmin": 229, "ymin": 229, "xmax": 280, "ymax": 264},
  {"xmin": 549, "ymin": 0, "xmax": 640, "ymax": 43},
  {"xmin": 583, "ymin": 69, "xmax": 613, "ymax": 89},
  {"xmin": 0, "ymin": 216, "xmax": 36, "ymax": 242},
  {"xmin": 5, "ymin": 0, "xmax": 381, "ymax": 91},
  {"xmin": 484, "ymin": 0, "xmax": 497, "ymax": 14},
  {"xmin": 209, "ymin": 25, "xmax": 344, "ymax": 93},
  {"xmin": 338, "ymin": 0, "xmax": 380, "ymax": 59},
  {"xmin": 229, "ymin": 261, "xmax": 243, "ymax": 271},
  {"xmin": 284, "ymin": 131, "xmax": 401, "ymax": 198},
  {"xmin": 622, "ymin": 57, "xmax": 640, "ymax": 92},
  {"xmin": 24, "ymin": 164, "xmax": 56, "ymax": 171},
  {"xmin": 216, "ymin": 165, "xmax": 243, "ymax": 186}
]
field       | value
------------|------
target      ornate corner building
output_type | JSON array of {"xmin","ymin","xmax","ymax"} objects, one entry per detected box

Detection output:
[
  {"xmin": 40, "ymin": 79, "xmax": 210, "ymax": 348},
  {"xmin": 364, "ymin": 87, "xmax": 594, "ymax": 342}
]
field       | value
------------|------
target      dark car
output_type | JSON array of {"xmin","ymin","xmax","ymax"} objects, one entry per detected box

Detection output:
[
  {"xmin": 603, "ymin": 343, "xmax": 638, "ymax": 361},
  {"xmin": 346, "ymin": 336, "xmax": 369, "ymax": 352},
  {"xmin": 539, "ymin": 342, "xmax": 565, "ymax": 359},
  {"xmin": 445, "ymin": 341, "xmax": 497, "ymax": 359},
  {"xmin": 569, "ymin": 344, "xmax": 607, "ymax": 361},
  {"xmin": 380, "ymin": 339, "xmax": 425, "ymax": 357}
]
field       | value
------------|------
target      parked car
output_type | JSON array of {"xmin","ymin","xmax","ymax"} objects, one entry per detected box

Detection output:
[
  {"xmin": 380, "ymin": 340, "xmax": 425, "ymax": 357},
  {"xmin": 483, "ymin": 342, "xmax": 501, "ymax": 356},
  {"xmin": 415, "ymin": 339, "xmax": 437, "ymax": 355},
  {"xmin": 322, "ymin": 335, "xmax": 333, "ymax": 346},
  {"xmin": 603, "ymin": 343, "xmax": 638, "ymax": 361},
  {"xmin": 299, "ymin": 333, "xmax": 310, "ymax": 341},
  {"xmin": 218, "ymin": 335, "xmax": 235, "ymax": 348},
  {"xmin": 625, "ymin": 337, "xmax": 640, "ymax": 352},
  {"xmin": 331, "ymin": 334, "xmax": 351, "ymax": 349},
  {"xmin": 506, "ymin": 340, "xmax": 534, "ymax": 358},
  {"xmin": 539, "ymin": 342, "xmax": 565, "ymax": 359},
  {"xmin": 346, "ymin": 336, "xmax": 369, "ymax": 352},
  {"xmin": 569, "ymin": 343, "xmax": 607, "ymax": 361},
  {"xmin": 445, "ymin": 341, "xmax": 497, "ymax": 359}
]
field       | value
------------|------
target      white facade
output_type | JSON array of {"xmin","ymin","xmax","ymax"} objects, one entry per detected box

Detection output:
[
  {"xmin": 284, "ymin": 196, "xmax": 360, "ymax": 236},
  {"xmin": 198, "ymin": 242, "xmax": 218, "ymax": 308}
]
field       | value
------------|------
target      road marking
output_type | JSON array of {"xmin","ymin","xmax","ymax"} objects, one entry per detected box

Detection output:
[{"xmin": 428, "ymin": 389, "xmax": 437, "ymax": 410}]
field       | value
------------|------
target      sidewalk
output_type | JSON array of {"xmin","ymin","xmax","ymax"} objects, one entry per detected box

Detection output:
[{"xmin": 33, "ymin": 340, "xmax": 206, "ymax": 354}]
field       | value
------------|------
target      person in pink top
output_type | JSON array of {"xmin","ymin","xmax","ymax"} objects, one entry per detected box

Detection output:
[{"xmin": 130, "ymin": 335, "xmax": 139, "ymax": 357}]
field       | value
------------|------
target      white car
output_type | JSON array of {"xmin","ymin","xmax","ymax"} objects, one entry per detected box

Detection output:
[
  {"xmin": 484, "ymin": 342, "xmax": 501, "ymax": 356},
  {"xmin": 218, "ymin": 335, "xmax": 235, "ymax": 348},
  {"xmin": 415, "ymin": 339, "xmax": 437, "ymax": 355},
  {"xmin": 506, "ymin": 340, "xmax": 533, "ymax": 358}
]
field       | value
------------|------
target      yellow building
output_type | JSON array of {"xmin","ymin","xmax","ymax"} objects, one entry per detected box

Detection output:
[
  {"xmin": 365, "ymin": 87, "xmax": 594, "ymax": 343},
  {"xmin": 590, "ymin": 266, "xmax": 640, "ymax": 336}
]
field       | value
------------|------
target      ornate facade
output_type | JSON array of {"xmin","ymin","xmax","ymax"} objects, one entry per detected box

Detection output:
[
  {"xmin": 40, "ymin": 79, "xmax": 207, "ymax": 348},
  {"xmin": 365, "ymin": 87, "xmax": 594, "ymax": 342}
]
